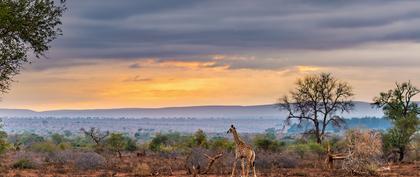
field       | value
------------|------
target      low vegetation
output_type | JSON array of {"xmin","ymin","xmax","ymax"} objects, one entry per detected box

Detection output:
[{"xmin": 0, "ymin": 124, "xmax": 417, "ymax": 176}]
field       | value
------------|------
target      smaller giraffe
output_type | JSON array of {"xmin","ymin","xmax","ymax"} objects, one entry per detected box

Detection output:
[{"xmin": 227, "ymin": 125, "xmax": 257, "ymax": 177}]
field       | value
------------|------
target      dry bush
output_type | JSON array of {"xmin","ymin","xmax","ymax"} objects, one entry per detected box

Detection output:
[
  {"xmin": 12, "ymin": 159, "xmax": 37, "ymax": 169},
  {"xmin": 211, "ymin": 151, "xmax": 235, "ymax": 175},
  {"xmin": 11, "ymin": 151, "xmax": 43, "ymax": 168},
  {"xmin": 185, "ymin": 148, "xmax": 207, "ymax": 174},
  {"xmin": 185, "ymin": 147, "xmax": 224, "ymax": 175},
  {"xmin": 342, "ymin": 129, "xmax": 383, "ymax": 176},
  {"xmin": 74, "ymin": 152, "xmax": 106, "ymax": 170},
  {"xmin": 45, "ymin": 150, "xmax": 76, "ymax": 165},
  {"xmin": 133, "ymin": 163, "xmax": 151, "ymax": 176},
  {"xmin": 255, "ymin": 151, "xmax": 299, "ymax": 173},
  {"xmin": 205, "ymin": 150, "xmax": 300, "ymax": 175},
  {"xmin": 406, "ymin": 133, "xmax": 420, "ymax": 161},
  {"xmin": 141, "ymin": 153, "xmax": 183, "ymax": 176}
]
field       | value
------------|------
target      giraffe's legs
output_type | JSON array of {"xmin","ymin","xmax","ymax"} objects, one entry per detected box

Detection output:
[
  {"xmin": 231, "ymin": 159, "xmax": 237, "ymax": 177},
  {"xmin": 241, "ymin": 158, "xmax": 245, "ymax": 177},
  {"xmin": 245, "ymin": 158, "xmax": 251, "ymax": 177},
  {"xmin": 252, "ymin": 162, "xmax": 257, "ymax": 177},
  {"xmin": 251, "ymin": 151, "xmax": 257, "ymax": 177}
]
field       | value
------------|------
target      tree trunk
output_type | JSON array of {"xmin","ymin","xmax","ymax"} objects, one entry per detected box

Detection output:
[
  {"xmin": 398, "ymin": 148, "xmax": 405, "ymax": 162},
  {"xmin": 315, "ymin": 122, "xmax": 322, "ymax": 144},
  {"xmin": 316, "ymin": 135, "xmax": 322, "ymax": 144}
]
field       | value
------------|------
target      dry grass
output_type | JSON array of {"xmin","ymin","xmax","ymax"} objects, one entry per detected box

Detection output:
[{"xmin": 0, "ymin": 150, "xmax": 418, "ymax": 176}]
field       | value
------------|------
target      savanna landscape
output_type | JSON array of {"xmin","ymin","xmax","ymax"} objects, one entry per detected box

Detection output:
[{"xmin": 1, "ymin": 0, "xmax": 420, "ymax": 177}]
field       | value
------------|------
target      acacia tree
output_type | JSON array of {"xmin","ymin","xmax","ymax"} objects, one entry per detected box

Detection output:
[
  {"xmin": 280, "ymin": 73, "xmax": 354, "ymax": 144},
  {"xmin": 0, "ymin": 0, "xmax": 65, "ymax": 93},
  {"xmin": 373, "ymin": 81, "xmax": 420, "ymax": 161},
  {"xmin": 80, "ymin": 127, "xmax": 109, "ymax": 146},
  {"xmin": 106, "ymin": 133, "xmax": 126, "ymax": 158}
]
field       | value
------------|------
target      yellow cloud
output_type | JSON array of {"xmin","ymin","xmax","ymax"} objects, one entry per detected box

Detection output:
[{"xmin": 297, "ymin": 65, "xmax": 321, "ymax": 72}]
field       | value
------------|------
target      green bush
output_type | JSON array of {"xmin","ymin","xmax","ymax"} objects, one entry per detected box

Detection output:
[
  {"xmin": 30, "ymin": 141, "xmax": 58, "ymax": 153},
  {"xmin": 69, "ymin": 136, "xmax": 93, "ymax": 149},
  {"xmin": 12, "ymin": 159, "xmax": 36, "ymax": 169},
  {"xmin": 149, "ymin": 132, "xmax": 192, "ymax": 152},
  {"xmin": 19, "ymin": 132, "xmax": 45, "ymax": 147},
  {"xmin": 292, "ymin": 144, "xmax": 309, "ymax": 159},
  {"xmin": 58, "ymin": 142, "xmax": 72, "ymax": 150},
  {"xmin": 0, "ymin": 130, "xmax": 9, "ymax": 154},
  {"xmin": 125, "ymin": 138, "xmax": 138, "ymax": 152},
  {"xmin": 289, "ymin": 142, "xmax": 326, "ymax": 159},
  {"xmin": 253, "ymin": 134, "xmax": 285, "ymax": 152},
  {"xmin": 105, "ymin": 133, "xmax": 126, "ymax": 157},
  {"xmin": 307, "ymin": 142, "xmax": 326, "ymax": 157},
  {"xmin": 192, "ymin": 129, "xmax": 208, "ymax": 147},
  {"xmin": 149, "ymin": 133, "xmax": 169, "ymax": 152},
  {"xmin": 209, "ymin": 137, "xmax": 234, "ymax": 151},
  {"xmin": 51, "ymin": 133, "xmax": 66, "ymax": 145}
]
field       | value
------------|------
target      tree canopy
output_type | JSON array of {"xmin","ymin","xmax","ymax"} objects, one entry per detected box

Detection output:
[
  {"xmin": 0, "ymin": 0, "xmax": 65, "ymax": 93},
  {"xmin": 373, "ymin": 81, "xmax": 420, "ymax": 161}
]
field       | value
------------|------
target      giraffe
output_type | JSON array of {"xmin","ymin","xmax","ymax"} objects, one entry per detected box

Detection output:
[{"xmin": 227, "ymin": 124, "xmax": 257, "ymax": 177}]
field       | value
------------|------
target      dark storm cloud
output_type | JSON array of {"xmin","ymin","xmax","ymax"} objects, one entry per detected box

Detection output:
[{"xmin": 47, "ymin": 0, "xmax": 420, "ymax": 69}]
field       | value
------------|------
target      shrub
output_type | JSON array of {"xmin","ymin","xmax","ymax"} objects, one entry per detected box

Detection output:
[
  {"xmin": 58, "ymin": 142, "xmax": 72, "ymax": 150},
  {"xmin": 30, "ymin": 141, "xmax": 58, "ymax": 153},
  {"xmin": 18, "ymin": 132, "xmax": 45, "ymax": 147},
  {"xmin": 192, "ymin": 129, "xmax": 208, "ymax": 147},
  {"xmin": 291, "ymin": 144, "xmax": 309, "ymax": 159},
  {"xmin": 46, "ymin": 150, "xmax": 75, "ymax": 165},
  {"xmin": 74, "ymin": 152, "xmax": 106, "ymax": 170},
  {"xmin": 133, "ymin": 163, "xmax": 151, "ymax": 176},
  {"xmin": 209, "ymin": 137, "xmax": 234, "ymax": 152},
  {"xmin": 149, "ymin": 133, "xmax": 169, "ymax": 152},
  {"xmin": 149, "ymin": 132, "xmax": 190, "ymax": 152},
  {"xmin": 408, "ymin": 133, "xmax": 420, "ymax": 161},
  {"xmin": 307, "ymin": 142, "xmax": 326, "ymax": 157},
  {"xmin": 253, "ymin": 134, "xmax": 285, "ymax": 152},
  {"xmin": 255, "ymin": 151, "xmax": 299, "ymax": 171},
  {"xmin": 342, "ymin": 129, "xmax": 383, "ymax": 176},
  {"xmin": 125, "ymin": 138, "xmax": 138, "ymax": 152},
  {"xmin": 105, "ymin": 133, "xmax": 126, "ymax": 158},
  {"xmin": 0, "ymin": 131, "xmax": 9, "ymax": 154},
  {"xmin": 51, "ymin": 133, "xmax": 66, "ymax": 145},
  {"xmin": 12, "ymin": 159, "xmax": 36, "ymax": 169},
  {"xmin": 69, "ymin": 136, "xmax": 92, "ymax": 149}
]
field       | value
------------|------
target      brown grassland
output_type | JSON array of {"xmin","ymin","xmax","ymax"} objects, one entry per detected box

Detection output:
[{"xmin": 0, "ymin": 149, "xmax": 418, "ymax": 177}]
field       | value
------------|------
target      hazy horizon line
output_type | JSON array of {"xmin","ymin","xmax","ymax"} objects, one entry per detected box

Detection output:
[{"xmin": 0, "ymin": 100, "xmax": 381, "ymax": 112}]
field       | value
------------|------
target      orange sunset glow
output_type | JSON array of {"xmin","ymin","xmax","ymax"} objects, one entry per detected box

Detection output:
[
  {"xmin": 2, "ymin": 0, "xmax": 420, "ymax": 111},
  {"xmin": 2, "ymin": 41, "xmax": 420, "ymax": 111}
]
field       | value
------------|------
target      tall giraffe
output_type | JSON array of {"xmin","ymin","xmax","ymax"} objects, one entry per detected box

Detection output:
[{"xmin": 227, "ymin": 125, "xmax": 257, "ymax": 177}]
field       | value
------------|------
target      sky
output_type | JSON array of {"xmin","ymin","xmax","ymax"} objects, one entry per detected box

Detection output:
[{"xmin": 2, "ymin": 0, "xmax": 420, "ymax": 111}]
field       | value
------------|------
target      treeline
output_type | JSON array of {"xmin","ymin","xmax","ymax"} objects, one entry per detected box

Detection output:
[{"xmin": 287, "ymin": 117, "xmax": 392, "ymax": 134}]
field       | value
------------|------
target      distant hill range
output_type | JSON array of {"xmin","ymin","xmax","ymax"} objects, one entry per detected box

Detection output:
[{"xmin": 0, "ymin": 101, "xmax": 383, "ymax": 119}]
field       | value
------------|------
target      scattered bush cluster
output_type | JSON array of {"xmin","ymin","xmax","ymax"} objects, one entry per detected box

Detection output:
[{"xmin": 0, "ymin": 123, "xmax": 417, "ymax": 176}]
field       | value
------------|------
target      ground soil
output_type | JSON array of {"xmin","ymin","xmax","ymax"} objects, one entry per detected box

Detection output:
[{"xmin": 0, "ymin": 152, "xmax": 418, "ymax": 177}]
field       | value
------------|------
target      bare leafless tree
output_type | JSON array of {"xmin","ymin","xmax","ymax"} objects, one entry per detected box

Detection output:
[{"xmin": 279, "ymin": 73, "xmax": 354, "ymax": 144}]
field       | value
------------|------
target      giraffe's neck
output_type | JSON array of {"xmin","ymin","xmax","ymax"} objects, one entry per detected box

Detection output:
[{"xmin": 232, "ymin": 129, "xmax": 245, "ymax": 145}]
